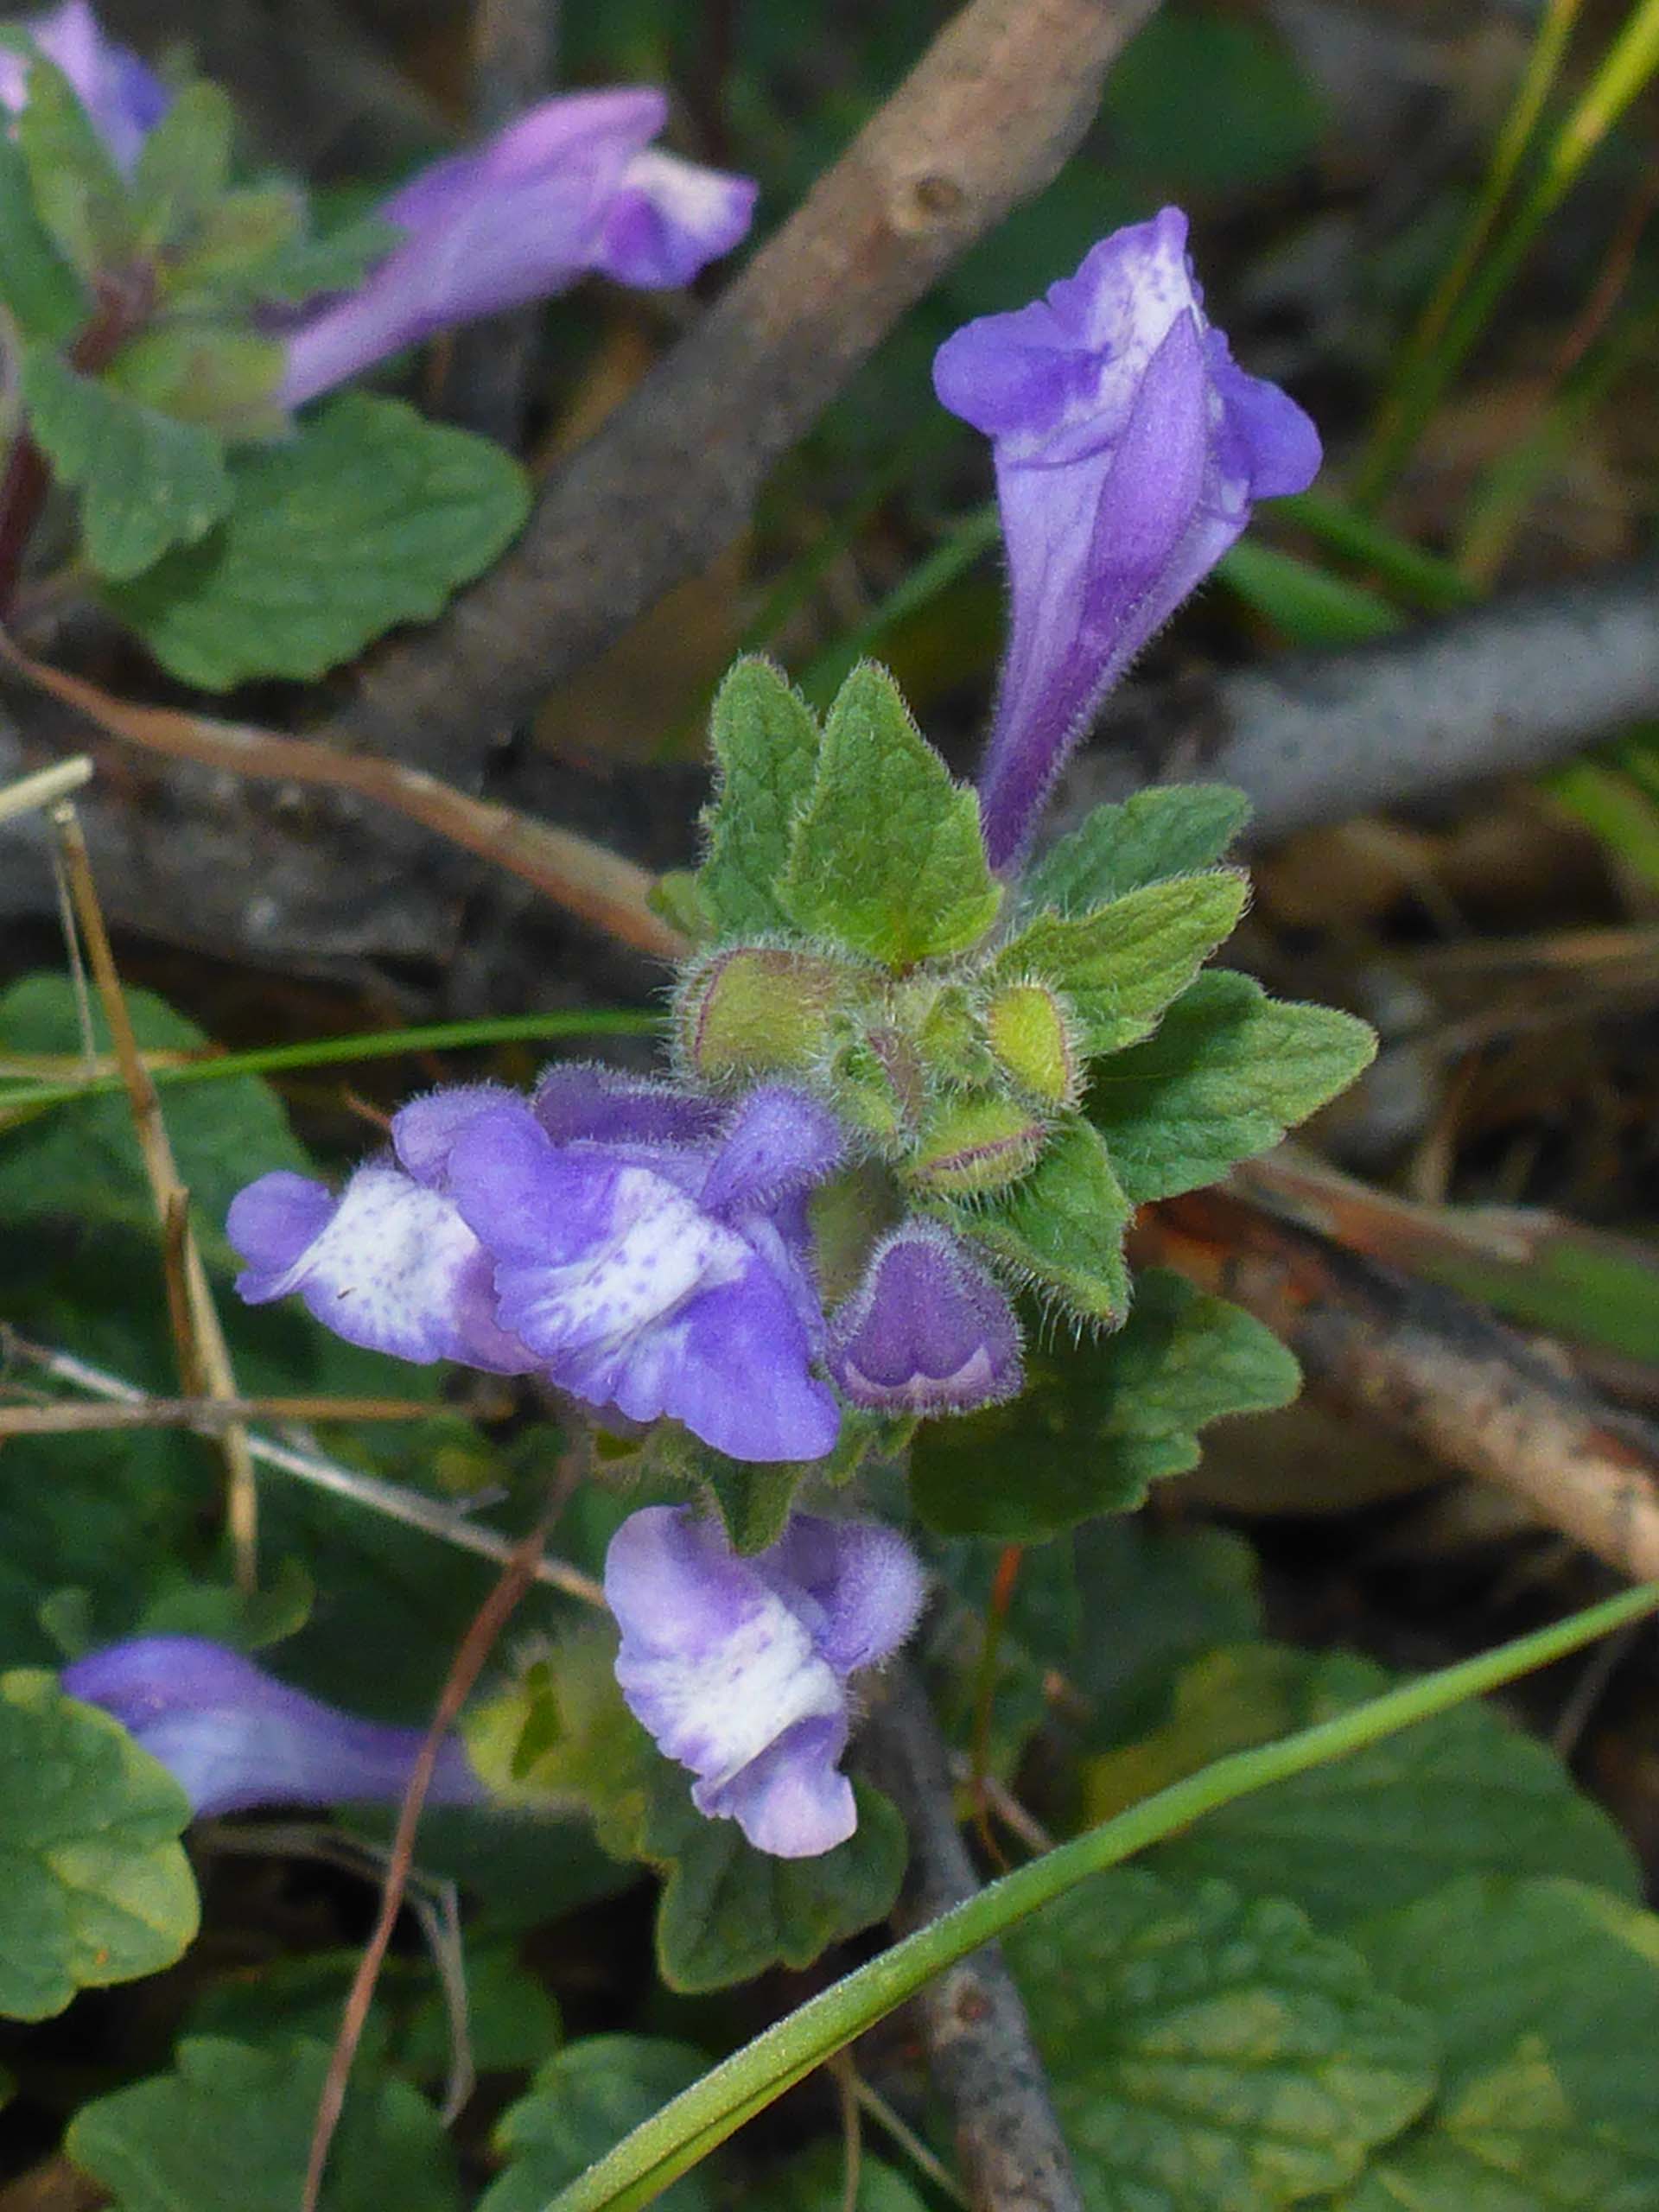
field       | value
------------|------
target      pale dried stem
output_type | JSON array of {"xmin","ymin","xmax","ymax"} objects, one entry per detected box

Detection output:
[{"xmin": 50, "ymin": 800, "xmax": 262, "ymax": 1587}]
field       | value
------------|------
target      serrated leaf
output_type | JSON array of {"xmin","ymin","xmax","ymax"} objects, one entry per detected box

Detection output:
[
  {"xmin": 1084, "ymin": 1646, "xmax": 1640, "ymax": 1925},
  {"xmin": 105, "ymin": 322, "xmax": 287, "ymax": 438},
  {"xmin": 22, "ymin": 344, "xmax": 232, "ymax": 579},
  {"xmin": 996, "ymin": 870, "xmax": 1249, "ymax": 1057},
  {"xmin": 0, "ymin": 1669, "xmax": 198, "ymax": 2020},
  {"xmin": 1006, "ymin": 1870, "xmax": 1438, "ymax": 2210},
  {"xmin": 67, "ymin": 2037, "xmax": 462, "ymax": 2212},
  {"xmin": 481, "ymin": 2038, "xmax": 714, "ymax": 2212},
  {"xmin": 0, "ymin": 973, "xmax": 314, "ymax": 1263},
  {"xmin": 912, "ymin": 1268, "xmax": 1297, "ymax": 1538},
  {"xmin": 696, "ymin": 658, "xmax": 824, "ymax": 935},
  {"xmin": 0, "ymin": 137, "xmax": 92, "ymax": 342},
  {"xmin": 779, "ymin": 661, "xmax": 1001, "ymax": 964},
  {"xmin": 643, "ymin": 1772, "xmax": 906, "ymax": 1993},
  {"xmin": 14, "ymin": 54, "xmax": 133, "ymax": 276},
  {"xmin": 130, "ymin": 81, "xmax": 233, "ymax": 245},
  {"xmin": 1086, "ymin": 970, "xmax": 1376, "ymax": 1202},
  {"xmin": 1022, "ymin": 785, "xmax": 1252, "ymax": 913},
  {"xmin": 1335, "ymin": 1878, "xmax": 1659, "ymax": 2209},
  {"xmin": 104, "ymin": 392, "xmax": 530, "ymax": 685},
  {"xmin": 956, "ymin": 1115, "xmax": 1132, "ymax": 1325}
]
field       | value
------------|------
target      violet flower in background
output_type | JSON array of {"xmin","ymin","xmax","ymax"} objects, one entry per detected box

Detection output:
[
  {"xmin": 0, "ymin": 0, "xmax": 167, "ymax": 170},
  {"xmin": 278, "ymin": 88, "xmax": 756, "ymax": 408},
  {"xmin": 934, "ymin": 207, "xmax": 1322, "ymax": 871},
  {"xmin": 606, "ymin": 1507, "xmax": 925, "ymax": 1858},
  {"xmin": 228, "ymin": 1067, "xmax": 845, "ymax": 1465},
  {"xmin": 62, "ymin": 1637, "xmax": 481, "ymax": 1817},
  {"xmin": 830, "ymin": 1222, "xmax": 1021, "ymax": 1414}
]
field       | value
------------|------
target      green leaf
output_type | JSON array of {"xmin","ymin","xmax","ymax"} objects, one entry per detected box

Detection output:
[
  {"xmin": 779, "ymin": 661, "xmax": 1002, "ymax": 965},
  {"xmin": 1333, "ymin": 1877, "xmax": 1659, "ymax": 2209},
  {"xmin": 1022, "ymin": 785, "xmax": 1252, "ymax": 913},
  {"xmin": 0, "ymin": 1669, "xmax": 198, "ymax": 2020},
  {"xmin": 174, "ymin": 197, "xmax": 400, "ymax": 308},
  {"xmin": 1084, "ymin": 1645, "xmax": 1640, "ymax": 1927},
  {"xmin": 696, "ymin": 658, "xmax": 824, "ymax": 936},
  {"xmin": 1066, "ymin": 1518, "xmax": 1265, "ymax": 1745},
  {"xmin": 482, "ymin": 2038, "xmax": 715, "ymax": 2212},
  {"xmin": 644, "ymin": 1773, "xmax": 906, "ymax": 1993},
  {"xmin": 1220, "ymin": 539, "xmax": 1404, "ymax": 648},
  {"xmin": 22, "ymin": 344, "xmax": 232, "ymax": 579},
  {"xmin": 0, "ymin": 137, "xmax": 92, "ymax": 342},
  {"xmin": 753, "ymin": 2145, "xmax": 930, "ymax": 2212},
  {"xmin": 995, "ymin": 870, "xmax": 1249, "ymax": 1057},
  {"xmin": 912, "ymin": 1268, "xmax": 1298, "ymax": 1538},
  {"xmin": 1086, "ymin": 970, "xmax": 1377, "ymax": 1203},
  {"xmin": 956, "ymin": 1115, "xmax": 1132, "ymax": 1325},
  {"xmin": 1102, "ymin": 0, "xmax": 1326, "ymax": 194},
  {"xmin": 105, "ymin": 392, "xmax": 530, "ymax": 686},
  {"xmin": 67, "ymin": 2037, "xmax": 462, "ymax": 2212},
  {"xmin": 1006, "ymin": 1869, "xmax": 1438, "ymax": 2210},
  {"xmin": 0, "ymin": 973, "xmax": 314, "ymax": 1263},
  {"xmin": 13, "ymin": 54, "xmax": 133, "ymax": 276},
  {"xmin": 130, "ymin": 81, "xmax": 234, "ymax": 246},
  {"xmin": 105, "ymin": 323, "xmax": 287, "ymax": 439}
]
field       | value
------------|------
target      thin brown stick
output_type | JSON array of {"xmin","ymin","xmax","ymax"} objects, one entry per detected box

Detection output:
[
  {"xmin": 3, "ymin": 636, "xmax": 683, "ymax": 960},
  {"xmin": 862, "ymin": 1663, "xmax": 1085, "ymax": 2212},
  {"xmin": 0, "ymin": 1394, "xmax": 438, "ymax": 1436},
  {"xmin": 1135, "ymin": 1186, "xmax": 1659, "ymax": 1584},
  {"xmin": 51, "ymin": 799, "xmax": 262, "ymax": 1587},
  {"xmin": 302, "ymin": 1486, "xmax": 569, "ymax": 2211},
  {"xmin": 316, "ymin": 0, "xmax": 1161, "ymax": 776},
  {"xmin": 1, "ymin": 1331, "xmax": 608, "ymax": 1610}
]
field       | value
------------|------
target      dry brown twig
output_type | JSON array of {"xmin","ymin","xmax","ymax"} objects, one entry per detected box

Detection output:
[
  {"xmin": 1135, "ymin": 1181, "xmax": 1659, "ymax": 1585},
  {"xmin": 862, "ymin": 1663, "xmax": 1084, "ymax": 2212}
]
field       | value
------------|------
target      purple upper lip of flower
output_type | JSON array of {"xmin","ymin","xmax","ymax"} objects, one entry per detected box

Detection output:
[
  {"xmin": 61, "ymin": 1636, "xmax": 481, "ymax": 1817},
  {"xmin": 227, "ymin": 1068, "xmax": 846, "ymax": 1465},
  {"xmin": 605, "ymin": 1506, "xmax": 925, "ymax": 1858},
  {"xmin": 830, "ymin": 1221, "xmax": 1023, "ymax": 1415},
  {"xmin": 933, "ymin": 207, "xmax": 1322, "ymax": 872},
  {"xmin": 276, "ymin": 87, "xmax": 758, "ymax": 407},
  {"xmin": 0, "ymin": 0, "xmax": 168, "ymax": 171}
]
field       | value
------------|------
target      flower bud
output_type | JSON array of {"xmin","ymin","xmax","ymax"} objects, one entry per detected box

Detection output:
[
  {"xmin": 676, "ymin": 946, "xmax": 850, "ymax": 1081},
  {"xmin": 906, "ymin": 1090, "xmax": 1046, "ymax": 1196},
  {"xmin": 984, "ymin": 981, "xmax": 1077, "ymax": 1104}
]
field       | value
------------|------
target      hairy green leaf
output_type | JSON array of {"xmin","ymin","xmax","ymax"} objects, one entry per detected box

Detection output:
[
  {"xmin": 482, "ymin": 2039, "xmax": 714, "ymax": 2212},
  {"xmin": 1021, "ymin": 785, "xmax": 1252, "ymax": 913},
  {"xmin": 912, "ymin": 1268, "xmax": 1298, "ymax": 1538},
  {"xmin": 1086, "ymin": 970, "xmax": 1376, "ymax": 1202},
  {"xmin": 0, "ymin": 1669, "xmax": 197, "ymax": 2020},
  {"xmin": 1007, "ymin": 1869, "xmax": 1438, "ymax": 2209},
  {"xmin": 105, "ymin": 393, "xmax": 529, "ymax": 685},
  {"xmin": 22, "ymin": 345, "xmax": 232, "ymax": 579},
  {"xmin": 957, "ymin": 1115, "xmax": 1132, "ymax": 1325},
  {"xmin": 1086, "ymin": 1646, "xmax": 1640, "ymax": 1923},
  {"xmin": 130, "ymin": 81, "xmax": 234, "ymax": 245},
  {"xmin": 696, "ymin": 658, "xmax": 824, "ymax": 936},
  {"xmin": 13, "ymin": 54, "xmax": 132, "ymax": 275},
  {"xmin": 0, "ymin": 137, "xmax": 92, "ymax": 341},
  {"xmin": 779, "ymin": 662, "xmax": 1001, "ymax": 964},
  {"xmin": 996, "ymin": 870, "xmax": 1249, "ymax": 1056},
  {"xmin": 67, "ymin": 2037, "xmax": 461, "ymax": 2211}
]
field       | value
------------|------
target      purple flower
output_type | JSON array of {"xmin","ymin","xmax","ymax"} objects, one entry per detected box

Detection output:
[
  {"xmin": 933, "ymin": 207, "xmax": 1322, "ymax": 871},
  {"xmin": 277, "ymin": 88, "xmax": 756, "ymax": 407},
  {"xmin": 61, "ymin": 1637, "xmax": 482, "ymax": 1817},
  {"xmin": 830, "ymin": 1222, "xmax": 1022, "ymax": 1414},
  {"xmin": 228, "ymin": 1068, "xmax": 845, "ymax": 1465},
  {"xmin": 0, "ymin": 0, "xmax": 167, "ymax": 170},
  {"xmin": 606, "ymin": 1507, "xmax": 925, "ymax": 1857}
]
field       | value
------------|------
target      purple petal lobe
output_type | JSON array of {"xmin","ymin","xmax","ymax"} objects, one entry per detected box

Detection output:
[
  {"xmin": 227, "ymin": 1160, "xmax": 532, "ymax": 1372},
  {"xmin": 63, "ymin": 1637, "xmax": 480, "ymax": 1816},
  {"xmin": 699, "ymin": 1084, "xmax": 846, "ymax": 1219},
  {"xmin": 935, "ymin": 206, "xmax": 1321, "ymax": 869},
  {"xmin": 0, "ymin": 2, "xmax": 167, "ymax": 168},
  {"xmin": 391, "ymin": 1084, "xmax": 518, "ymax": 1185},
  {"xmin": 593, "ymin": 149, "xmax": 758, "ymax": 287},
  {"xmin": 276, "ymin": 87, "xmax": 754, "ymax": 406},
  {"xmin": 446, "ymin": 1099, "xmax": 839, "ymax": 1461},
  {"xmin": 830, "ymin": 1223, "xmax": 1023, "ymax": 1414},
  {"xmin": 532, "ymin": 1062, "xmax": 721, "ymax": 1149},
  {"xmin": 606, "ymin": 1508, "xmax": 922, "ymax": 1857}
]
